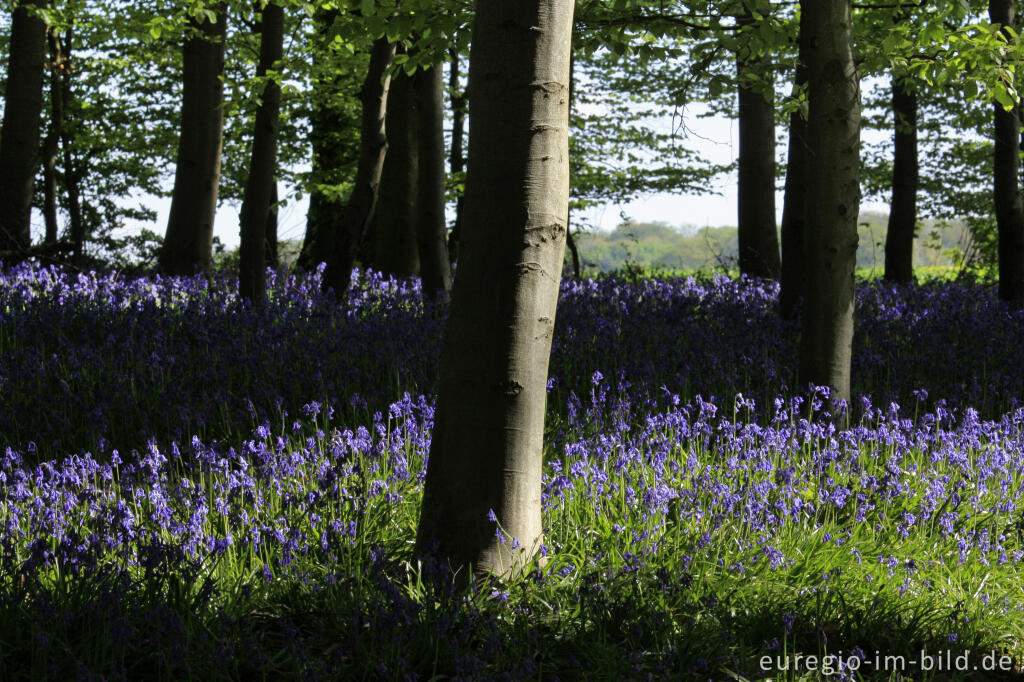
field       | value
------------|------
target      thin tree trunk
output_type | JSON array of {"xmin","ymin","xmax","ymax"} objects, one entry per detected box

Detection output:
[
  {"xmin": 415, "ymin": 0, "xmax": 574, "ymax": 580},
  {"xmin": 413, "ymin": 62, "xmax": 452, "ymax": 300},
  {"xmin": 374, "ymin": 58, "xmax": 420, "ymax": 277},
  {"xmin": 265, "ymin": 181, "xmax": 278, "ymax": 268},
  {"xmin": 566, "ymin": 229, "xmax": 581, "ymax": 278},
  {"xmin": 0, "ymin": 0, "xmax": 48, "ymax": 254},
  {"xmin": 298, "ymin": 11, "xmax": 341, "ymax": 272},
  {"xmin": 798, "ymin": 0, "xmax": 860, "ymax": 403},
  {"xmin": 780, "ymin": 11, "xmax": 809, "ymax": 319},
  {"xmin": 446, "ymin": 47, "xmax": 467, "ymax": 265},
  {"xmin": 321, "ymin": 37, "xmax": 395, "ymax": 295},
  {"xmin": 565, "ymin": 46, "xmax": 580, "ymax": 279},
  {"xmin": 736, "ymin": 6, "xmax": 780, "ymax": 279},
  {"xmin": 884, "ymin": 73, "xmax": 918, "ymax": 283},
  {"xmin": 56, "ymin": 29, "xmax": 82, "ymax": 257},
  {"xmin": 42, "ymin": 29, "xmax": 65, "ymax": 246},
  {"xmin": 62, "ymin": 146, "xmax": 84, "ymax": 258},
  {"xmin": 160, "ymin": 8, "xmax": 226, "ymax": 275},
  {"xmin": 990, "ymin": 0, "xmax": 1024, "ymax": 304},
  {"xmin": 239, "ymin": 1, "xmax": 284, "ymax": 303}
]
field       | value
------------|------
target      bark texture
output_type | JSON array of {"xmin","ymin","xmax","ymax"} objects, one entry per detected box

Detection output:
[
  {"xmin": 320, "ymin": 37, "xmax": 394, "ymax": 295},
  {"xmin": 0, "ymin": 0, "xmax": 48, "ymax": 253},
  {"xmin": 736, "ymin": 6, "xmax": 780, "ymax": 279},
  {"xmin": 798, "ymin": 0, "xmax": 860, "ymax": 403},
  {"xmin": 239, "ymin": 1, "xmax": 284, "ymax": 304},
  {"xmin": 160, "ymin": 9, "xmax": 226, "ymax": 275},
  {"xmin": 884, "ymin": 74, "xmax": 918, "ymax": 283},
  {"xmin": 374, "ymin": 62, "xmax": 420, "ymax": 277},
  {"xmin": 413, "ymin": 63, "xmax": 452, "ymax": 301},
  {"xmin": 415, "ymin": 0, "xmax": 574, "ymax": 580},
  {"xmin": 990, "ymin": 0, "xmax": 1024, "ymax": 304}
]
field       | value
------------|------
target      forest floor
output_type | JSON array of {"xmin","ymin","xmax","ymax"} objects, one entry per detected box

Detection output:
[{"xmin": 1, "ymin": 263, "xmax": 1022, "ymax": 680}]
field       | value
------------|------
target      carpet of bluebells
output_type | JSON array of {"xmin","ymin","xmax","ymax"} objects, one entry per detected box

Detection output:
[{"xmin": 3, "ymin": 262, "xmax": 1024, "ymax": 679}]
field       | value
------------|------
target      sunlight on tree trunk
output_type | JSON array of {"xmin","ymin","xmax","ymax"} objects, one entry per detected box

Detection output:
[{"xmin": 415, "ymin": 0, "xmax": 574, "ymax": 581}]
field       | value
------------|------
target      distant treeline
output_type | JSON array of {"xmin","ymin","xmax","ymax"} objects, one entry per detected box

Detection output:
[{"xmin": 571, "ymin": 211, "xmax": 970, "ymax": 274}]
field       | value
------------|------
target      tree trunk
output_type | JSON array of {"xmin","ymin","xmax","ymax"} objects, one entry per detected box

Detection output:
[
  {"xmin": 265, "ymin": 181, "xmax": 278, "ymax": 268},
  {"xmin": 321, "ymin": 37, "xmax": 394, "ymax": 295},
  {"xmin": 62, "ymin": 142, "xmax": 84, "ymax": 258},
  {"xmin": 413, "ymin": 63, "xmax": 452, "ymax": 300},
  {"xmin": 779, "ymin": 72, "xmax": 808, "ymax": 317},
  {"xmin": 42, "ymin": 29, "xmax": 65, "ymax": 246},
  {"xmin": 239, "ymin": 1, "xmax": 284, "ymax": 304},
  {"xmin": 884, "ymin": 73, "xmax": 918, "ymax": 283},
  {"xmin": 56, "ymin": 29, "xmax": 82, "ymax": 258},
  {"xmin": 446, "ymin": 48, "xmax": 467, "ymax": 265},
  {"xmin": 415, "ymin": 0, "xmax": 574, "ymax": 580},
  {"xmin": 160, "ymin": 8, "xmax": 226, "ymax": 275},
  {"xmin": 990, "ymin": 0, "xmax": 1024, "ymax": 304},
  {"xmin": 374, "ymin": 59, "xmax": 420, "ymax": 277},
  {"xmin": 0, "ymin": 0, "xmax": 48, "ymax": 254},
  {"xmin": 736, "ymin": 6, "xmax": 780, "ymax": 279},
  {"xmin": 298, "ymin": 11, "xmax": 342, "ymax": 272},
  {"xmin": 798, "ymin": 0, "xmax": 860, "ymax": 404}
]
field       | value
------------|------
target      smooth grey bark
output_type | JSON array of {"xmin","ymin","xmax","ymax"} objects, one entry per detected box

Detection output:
[
  {"xmin": 415, "ymin": 0, "xmax": 574, "ymax": 580},
  {"xmin": 374, "ymin": 63, "xmax": 420, "ymax": 277},
  {"xmin": 160, "ymin": 9, "xmax": 226, "ymax": 275},
  {"xmin": 736, "ymin": 6, "xmax": 780, "ymax": 279},
  {"xmin": 239, "ymin": 1, "xmax": 284, "ymax": 304},
  {"xmin": 413, "ymin": 63, "xmax": 452, "ymax": 301},
  {"xmin": 990, "ymin": 0, "xmax": 1024, "ymax": 304},
  {"xmin": 0, "ymin": 0, "xmax": 47, "ymax": 254},
  {"xmin": 321, "ymin": 37, "xmax": 394, "ymax": 295},
  {"xmin": 798, "ymin": 0, "xmax": 860, "ymax": 403},
  {"xmin": 884, "ymin": 73, "xmax": 918, "ymax": 283}
]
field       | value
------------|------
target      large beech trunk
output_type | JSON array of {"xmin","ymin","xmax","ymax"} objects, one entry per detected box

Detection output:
[
  {"xmin": 239, "ymin": 1, "xmax": 284, "ymax": 304},
  {"xmin": 884, "ymin": 74, "xmax": 918, "ymax": 283},
  {"xmin": 374, "ymin": 61, "xmax": 420, "ymax": 277},
  {"xmin": 160, "ymin": 9, "xmax": 226, "ymax": 275},
  {"xmin": 990, "ymin": 0, "xmax": 1024, "ymax": 304},
  {"xmin": 321, "ymin": 37, "xmax": 394, "ymax": 296},
  {"xmin": 736, "ymin": 6, "xmax": 780, "ymax": 279},
  {"xmin": 413, "ymin": 63, "xmax": 452, "ymax": 300},
  {"xmin": 798, "ymin": 0, "xmax": 860, "ymax": 403},
  {"xmin": 415, "ymin": 0, "xmax": 574, "ymax": 579},
  {"xmin": 0, "ymin": 0, "xmax": 48, "ymax": 254}
]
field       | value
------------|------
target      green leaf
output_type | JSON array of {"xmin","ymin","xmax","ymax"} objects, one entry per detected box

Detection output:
[{"xmin": 993, "ymin": 82, "xmax": 1015, "ymax": 110}]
